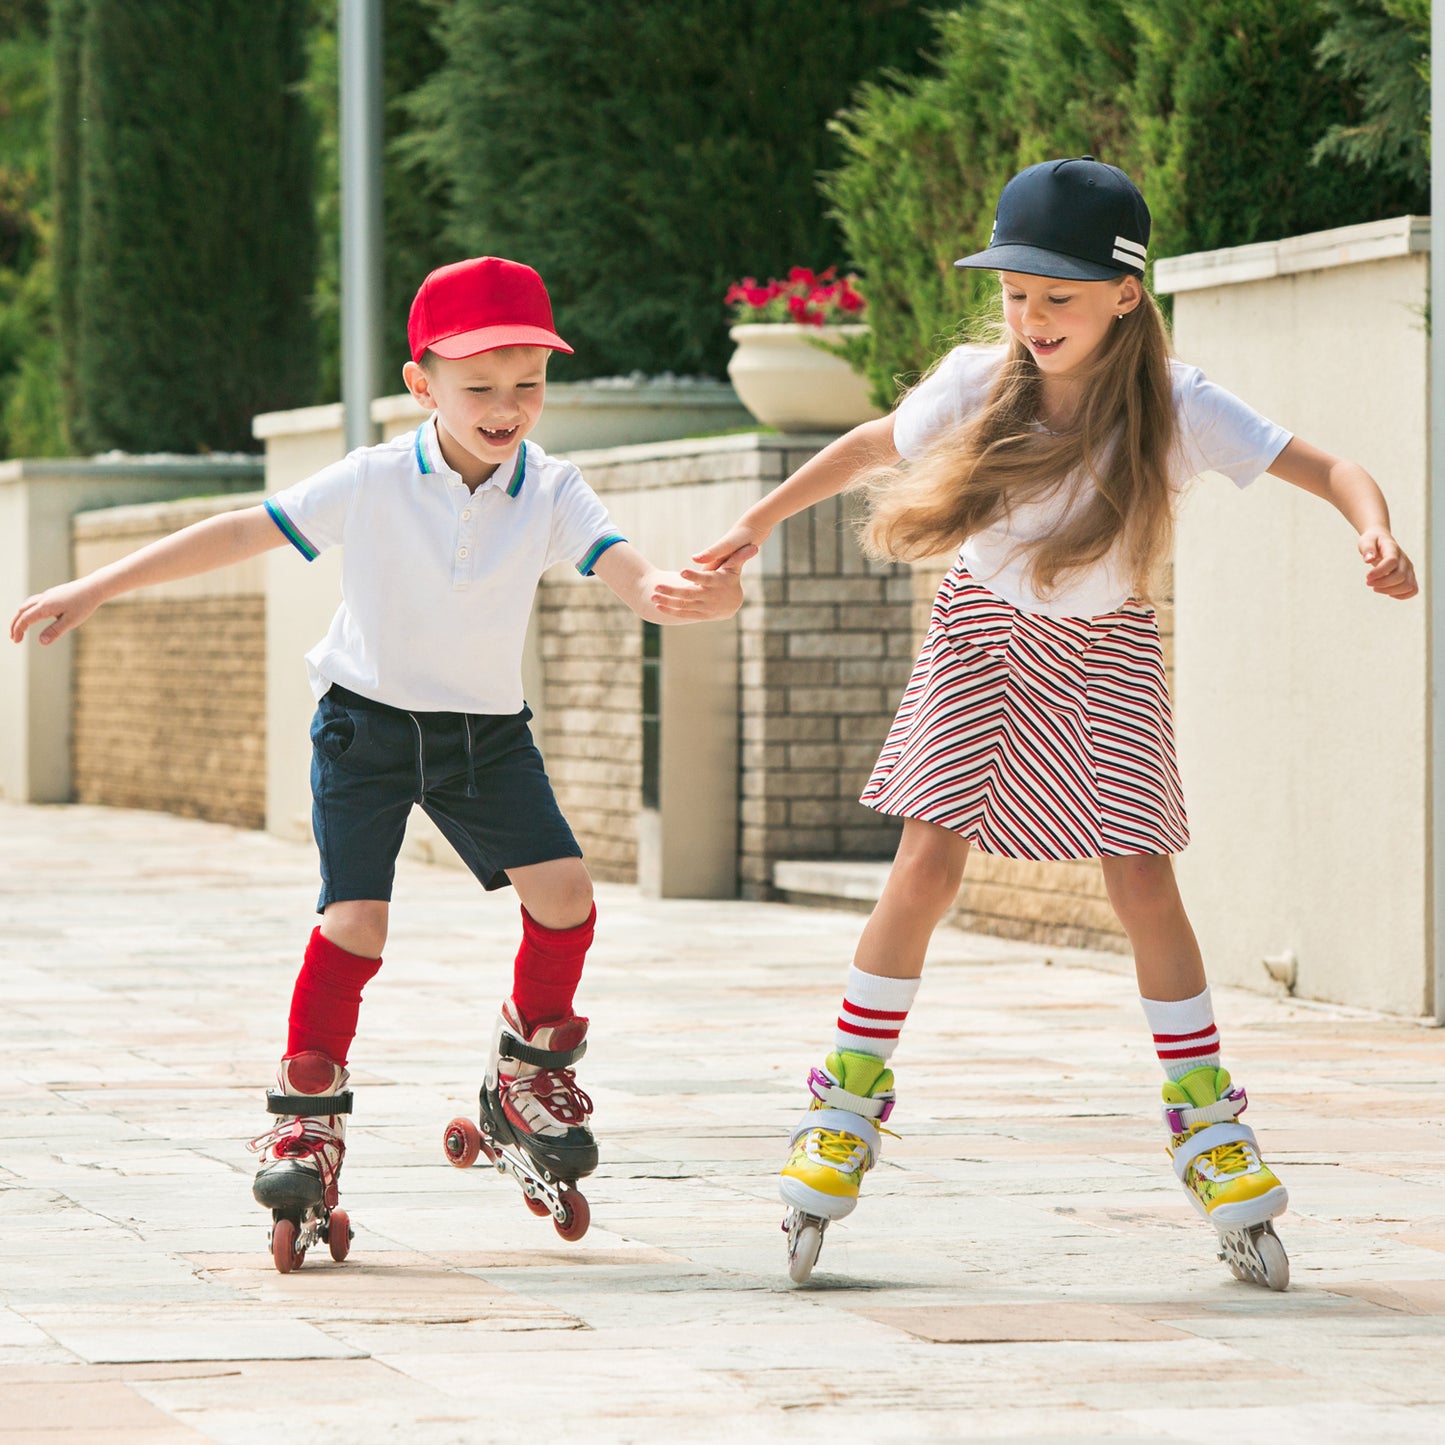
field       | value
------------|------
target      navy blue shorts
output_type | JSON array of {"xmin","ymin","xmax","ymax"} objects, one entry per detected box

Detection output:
[{"xmin": 309, "ymin": 684, "xmax": 582, "ymax": 911}]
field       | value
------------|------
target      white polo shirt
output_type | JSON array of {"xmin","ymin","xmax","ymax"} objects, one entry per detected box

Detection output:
[{"xmin": 265, "ymin": 416, "xmax": 625, "ymax": 713}]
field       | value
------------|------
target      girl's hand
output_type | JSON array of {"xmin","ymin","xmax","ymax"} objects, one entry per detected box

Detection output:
[
  {"xmin": 691, "ymin": 522, "xmax": 769, "ymax": 573},
  {"xmin": 651, "ymin": 545, "xmax": 758, "ymax": 619},
  {"xmin": 1358, "ymin": 528, "xmax": 1419, "ymax": 600},
  {"xmin": 9, "ymin": 579, "xmax": 101, "ymax": 645}
]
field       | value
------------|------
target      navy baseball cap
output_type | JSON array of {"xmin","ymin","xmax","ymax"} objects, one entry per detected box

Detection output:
[{"xmin": 955, "ymin": 157, "xmax": 1150, "ymax": 281}]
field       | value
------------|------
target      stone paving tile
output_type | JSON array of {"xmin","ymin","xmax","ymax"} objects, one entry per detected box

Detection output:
[{"xmin": 1, "ymin": 803, "xmax": 1444, "ymax": 1442}]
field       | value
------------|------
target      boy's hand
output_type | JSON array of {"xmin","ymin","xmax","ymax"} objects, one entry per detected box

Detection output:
[
  {"xmin": 692, "ymin": 523, "xmax": 768, "ymax": 573},
  {"xmin": 10, "ymin": 579, "xmax": 101, "ymax": 645},
  {"xmin": 1359, "ymin": 529, "xmax": 1418, "ymax": 600},
  {"xmin": 651, "ymin": 545, "xmax": 758, "ymax": 619}
]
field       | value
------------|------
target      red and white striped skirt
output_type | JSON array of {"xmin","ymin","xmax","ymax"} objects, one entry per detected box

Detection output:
[{"xmin": 861, "ymin": 563, "xmax": 1189, "ymax": 860}]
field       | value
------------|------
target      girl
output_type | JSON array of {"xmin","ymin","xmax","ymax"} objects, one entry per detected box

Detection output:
[{"xmin": 683, "ymin": 157, "xmax": 1418, "ymax": 1288}]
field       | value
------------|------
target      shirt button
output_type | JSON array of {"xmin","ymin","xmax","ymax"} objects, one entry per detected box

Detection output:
[
  {"xmin": 461, "ymin": 509, "xmax": 472, "ymax": 521},
  {"xmin": 457, "ymin": 546, "xmax": 469, "ymax": 558}
]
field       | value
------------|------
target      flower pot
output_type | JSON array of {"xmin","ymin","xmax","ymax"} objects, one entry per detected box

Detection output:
[{"xmin": 726, "ymin": 323, "xmax": 883, "ymax": 434}]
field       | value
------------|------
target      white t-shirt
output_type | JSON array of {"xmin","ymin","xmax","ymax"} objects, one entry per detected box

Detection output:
[
  {"xmin": 266, "ymin": 415, "xmax": 625, "ymax": 712},
  {"xmin": 891, "ymin": 344, "xmax": 1293, "ymax": 617}
]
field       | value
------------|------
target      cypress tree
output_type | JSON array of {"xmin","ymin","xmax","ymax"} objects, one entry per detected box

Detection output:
[
  {"xmin": 403, "ymin": 0, "xmax": 936, "ymax": 381},
  {"xmin": 60, "ymin": 1, "xmax": 316, "ymax": 454}
]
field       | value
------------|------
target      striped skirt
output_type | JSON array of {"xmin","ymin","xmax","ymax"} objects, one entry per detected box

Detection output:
[{"xmin": 861, "ymin": 563, "xmax": 1189, "ymax": 860}]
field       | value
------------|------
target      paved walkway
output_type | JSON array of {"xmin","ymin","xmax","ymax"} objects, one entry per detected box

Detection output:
[{"xmin": 1, "ymin": 804, "xmax": 1442, "ymax": 1443}]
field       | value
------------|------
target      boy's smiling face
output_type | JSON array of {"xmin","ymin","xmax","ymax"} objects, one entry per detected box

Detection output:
[{"xmin": 402, "ymin": 345, "xmax": 550, "ymax": 485}]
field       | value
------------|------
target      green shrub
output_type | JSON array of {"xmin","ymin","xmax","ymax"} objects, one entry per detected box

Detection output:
[
  {"xmin": 830, "ymin": 0, "xmax": 1427, "ymax": 407},
  {"xmin": 0, "ymin": 17, "xmax": 64, "ymax": 457},
  {"xmin": 1312, "ymin": 0, "xmax": 1428, "ymax": 190},
  {"xmin": 403, "ymin": 0, "xmax": 936, "ymax": 381},
  {"xmin": 57, "ymin": 1, "xmax": 317, "ymax": 454}
]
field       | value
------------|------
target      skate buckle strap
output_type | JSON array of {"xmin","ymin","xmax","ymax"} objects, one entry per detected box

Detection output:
[
  {"xmin": 1170, "ymin": 1119, "xmax": 1258, "ymax": 1180},
  {"xmin": 1163, "ymin": 1085, "xmax": 1246, "ymax": 1136},
  {"xmin": 498, "ymin": 1031, "xmax": 587, "ymax": 1071},
  {"xmin": 806, "ymin": 1067, "xmax": 895, "ymax": 1122},
  {"xmin": 266, "ymin": 1090, "xmax": 354, "ymax": 1116}
]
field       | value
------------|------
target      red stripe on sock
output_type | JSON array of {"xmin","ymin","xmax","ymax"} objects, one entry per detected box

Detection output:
[
  {"xmin": 842, "ymin": 1003, "xmax": 910, "ymax": 1021},
  {"xmin": 1157, "ymin": 1041, "xmax": 1222, "ymax": 1060},
  {"xmin": 1152, "ymin": 1025, "xmax": 1218, "ymax": 1043},
  {"xmin": 838, "ymin": 1019, "xmax": 902, "ymax": 1039}
]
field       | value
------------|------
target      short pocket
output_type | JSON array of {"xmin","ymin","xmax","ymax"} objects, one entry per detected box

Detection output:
[{"xmin": 311, "ymin": 700, "xmax": 367, "ymax": 767}]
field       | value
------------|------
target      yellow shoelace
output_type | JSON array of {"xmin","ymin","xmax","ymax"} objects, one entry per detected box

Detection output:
[{"xmin": 806, "ymin": 1128, "xmax": 866, "ymax": 1168}]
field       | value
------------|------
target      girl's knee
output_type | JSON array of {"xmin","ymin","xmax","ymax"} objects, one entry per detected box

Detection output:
[
  {"xmin": 892, "ymin": 826, "xmax": 968, "ymax": 907},
  {"xmin": 1103, "ymin": 854, "xmax": 1180, "ymax": 918}
]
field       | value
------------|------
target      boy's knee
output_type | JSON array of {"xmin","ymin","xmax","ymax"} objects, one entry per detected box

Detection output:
[{"xmin": 321, "ymin": 899, "xmax": 388, "ymax": 959}]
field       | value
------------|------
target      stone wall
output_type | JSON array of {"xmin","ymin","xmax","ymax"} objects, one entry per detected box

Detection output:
[
  {"xmin": 534, "ymin": 574, "xmax": 643, "ymax": 884},
  {"xmin": 737, "ymin": 490, "xmax": 912, "ymax": 897},
  {"xmin": 71, "ymin": 495, "xmax": 266, "ymax": 829}
]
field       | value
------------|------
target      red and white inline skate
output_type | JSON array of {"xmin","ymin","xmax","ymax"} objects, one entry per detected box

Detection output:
[
  {"xmin": 248, "ymin": 1051, "xmax": 354, "ymax": 1273},
  {"xmin": 443, "ymin": 1001, "xmax": 595, "ymax": 1241}
]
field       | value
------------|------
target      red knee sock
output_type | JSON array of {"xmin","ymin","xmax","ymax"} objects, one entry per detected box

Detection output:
[
  {"xmin": 286, "ymin": 927, "xmax": 383, "ymax": 1064},
  {"xmin": 511, "ymin": 903, "xmax": 595, "ymax": 1028}
]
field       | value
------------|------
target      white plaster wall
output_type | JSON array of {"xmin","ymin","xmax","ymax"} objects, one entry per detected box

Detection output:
[{"xmin": 1167, "ymin": 247, "xmax": 1428, "ymax": 1014}]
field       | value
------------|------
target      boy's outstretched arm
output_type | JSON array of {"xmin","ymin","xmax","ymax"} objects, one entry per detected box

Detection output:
[
  {"xmin": 591, "ymin": 540, "xmax": 757, "ymax": 624},
  {"xmin": 10, "ymin": 504, "xmax": 290, "ymax": 646},
  {"xmin": 693, "ymin": 412, "xmax": 900, "ymax": 572},
  {"xmin": 1267, "ymin": 438, "xmax": 1418, "ymax": 600}
]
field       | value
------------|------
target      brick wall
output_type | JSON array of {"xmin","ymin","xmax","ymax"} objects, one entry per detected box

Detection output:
[
  {"xmin": 71, "ymin": 495, "xmax": 266, "ymax": 829},
  {"xmin": 737, "ymin": 488, "xmax": 912, "ymax": 898},
  {"xmin": 534, "ymin": 576, "xmax": 643, "ymax": 884}
]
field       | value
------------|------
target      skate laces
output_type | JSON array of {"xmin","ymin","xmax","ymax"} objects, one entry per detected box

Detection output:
[
  {"xmin": 247, "ymin": 1115, "xmax": 345, "ymax": 1176},
  {"xmin": 804, "ymin": 1128, "xmax": 870, "ymax": 1172},
  {"xmin": 504, "ymin": 1067, "xmax": 592, "ymax": 1129}
]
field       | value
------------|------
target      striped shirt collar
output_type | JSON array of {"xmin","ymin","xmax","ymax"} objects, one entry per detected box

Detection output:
[{"xmin": 414, "ymin": 415, "xmax": 528, "ymax": 498}]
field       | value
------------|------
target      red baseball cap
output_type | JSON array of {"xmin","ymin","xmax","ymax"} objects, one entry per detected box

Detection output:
[{"xmin": 407, "ymin": 256, "xmax": 573, "ymax": 362}]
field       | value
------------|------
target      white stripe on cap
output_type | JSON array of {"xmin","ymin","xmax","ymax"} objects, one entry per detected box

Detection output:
[{"xmin": 1113, "ymin": 235, "xmax": 1147, "ymax": 260}]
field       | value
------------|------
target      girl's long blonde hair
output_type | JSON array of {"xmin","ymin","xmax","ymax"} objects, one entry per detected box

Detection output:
[{"xmin": 860, "ymin": 288, "xmax": 1177, "ymax": 602}]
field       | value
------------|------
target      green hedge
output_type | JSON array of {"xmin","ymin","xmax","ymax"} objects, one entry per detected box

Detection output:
[
  {"xmin": 829, "ymin": 0, "xmax": 1428, "ymax": 408},
  {"xmin": 56, "ymin": 0, "xmax": 317, "ymax": 454},
  {"xmin": 403, "ymin": 0, "xmax": 936, "ymax": 381}
]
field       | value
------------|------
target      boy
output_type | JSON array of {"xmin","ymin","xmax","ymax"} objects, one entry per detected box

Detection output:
[{"xmin": 10, "ymin": 256, "xmax": 753, "ymax": 1265}]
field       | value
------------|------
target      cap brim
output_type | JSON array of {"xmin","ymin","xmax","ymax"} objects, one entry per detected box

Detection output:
[
  {"xmin": 425, "ymin": 323, "xmax": 574, "ymax": 359},
  {"xmin": 954, "ymin": 244, "xmax": 1132, "ymax": 281}
]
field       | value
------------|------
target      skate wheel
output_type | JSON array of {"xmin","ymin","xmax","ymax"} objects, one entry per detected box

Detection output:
[
  {"xmin": 1256, "ymin": 1226, "xmax": 1289, "ymax": 1292},
  {"xmin": 443, "ymin": 1117, "xmax": 484, "ymax": 1169},
  {"xmin": 787, "ymin": 1219, "xmax": 824, "ymax": 1284},
  {"xmin": 326, "ymin": 1207, "xmax": 352, "ymax": 1264},
  {"xmin": 522, "ymin": 1190, "xmax": 551, "ymax": 1217},
  {"xmin": 554, "ymin": 1188, "xmax": 590, "ymax": 1242},
  {"xmin": 271, "ymin": 1216, "xmax": 304, "ymax": 1274}
]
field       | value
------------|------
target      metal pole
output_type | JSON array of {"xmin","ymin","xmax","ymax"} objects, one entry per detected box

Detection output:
[
  {"xmin": 1431, "ymin": 1, "xmax": 1445, "ymax": 1020},
  {"xmin": 340, "ymin": 0, "xmax": 384, "ymax": 451}
]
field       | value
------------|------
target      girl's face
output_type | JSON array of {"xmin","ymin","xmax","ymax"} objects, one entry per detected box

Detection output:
[{"xmin": 1000, "ymin": 271, "xmax": 1141, "ymax": 376}]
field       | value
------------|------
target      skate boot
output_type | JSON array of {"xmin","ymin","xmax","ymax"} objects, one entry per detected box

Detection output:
[
  {"xmin": 1163, "ymin": 1065, "xmax": 1289, "ymax": 1290},
  {"xmin": 779, "ymin": 1050, "xmax": 896, "ymax": 1284},
  {"xmin": 442, "ymin": 1000, "xmax": 594, "ymax": 1241},
  {"xmin": 248, "ymin": 1051, "xmax": 354, "ymax": 1273}
]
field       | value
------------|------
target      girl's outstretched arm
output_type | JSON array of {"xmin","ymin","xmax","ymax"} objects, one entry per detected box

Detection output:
[
  {"xmin": 9, "ymin": 504, "xmax": 290, "ymax": 646},
  {"xmin": 692, "ymin": 412, "xmax": 900, "ymax": 571},
  {"xmin": 1267, "ymin": 438, "xmax": 1419, "ymax": 600}
]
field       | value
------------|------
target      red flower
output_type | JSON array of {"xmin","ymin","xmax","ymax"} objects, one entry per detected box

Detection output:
[{"xmin": 726, "ymin": 266, "xmax": 867, "ymax": 323}]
